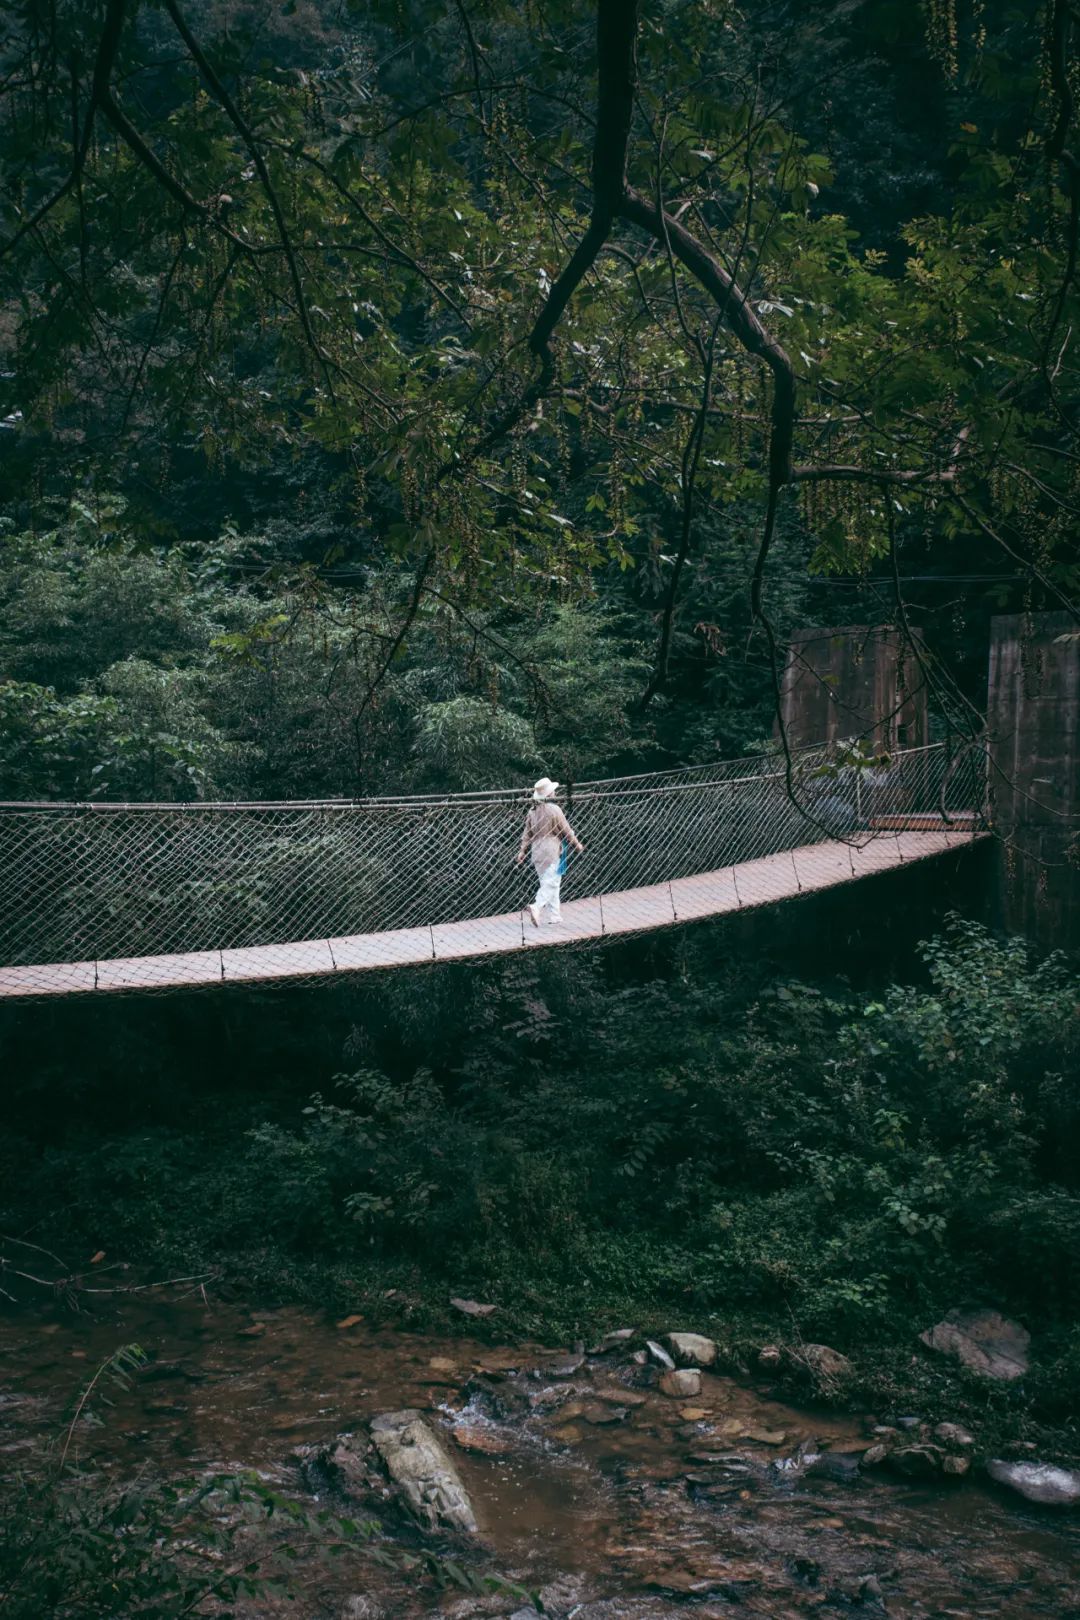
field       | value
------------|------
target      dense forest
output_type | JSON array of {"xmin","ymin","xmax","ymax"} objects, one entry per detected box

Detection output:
[{"xmin": 2, "ymin": 1, "xmax": 1080, "ymax": 1615}]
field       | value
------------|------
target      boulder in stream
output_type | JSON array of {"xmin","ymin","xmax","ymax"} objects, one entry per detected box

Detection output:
[
  {"xmin": 920, "ymin": 1310, "xmax": 1030, "ymax": 1381},
  {"xmin": 658, "ymin": 1368, "xmax": 701, "ymax": 1399},
  {"xmin": 985, "ymin": 1459, "xmax": 1080, "ymax": 1507},
  {"xmin": 368, "ymin": 1410, "xmax": 478, "ymax": 1534}
]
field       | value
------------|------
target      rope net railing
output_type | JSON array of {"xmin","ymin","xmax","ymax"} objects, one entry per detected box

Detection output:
[{"xmin": 0, "ymin": 741, "xmax": 986, "ymax": 996}]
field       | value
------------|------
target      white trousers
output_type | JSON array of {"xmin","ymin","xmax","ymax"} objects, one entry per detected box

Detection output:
[{"xmin": 532, "ymin": 860, "xmax": 563, "ymax": 921}]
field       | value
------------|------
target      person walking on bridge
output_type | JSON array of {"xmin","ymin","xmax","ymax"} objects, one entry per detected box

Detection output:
[{"xmin": 517, "ymin": 777, "xmax": 584, "ymax": 927}]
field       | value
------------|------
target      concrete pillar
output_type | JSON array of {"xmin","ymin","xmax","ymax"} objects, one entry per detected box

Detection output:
[
  {"xmin": 778, "ymin": 624, "xmax": 929, "ymax": 752},
  {"xmin": 987, "ymin": 612, "xmax": 1080, "ymax": 952}
]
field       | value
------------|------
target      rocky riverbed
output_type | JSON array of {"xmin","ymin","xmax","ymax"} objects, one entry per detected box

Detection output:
[{"xmin": 1, "ymin": 1293, "xmax": 1078, "ymax": 1617}]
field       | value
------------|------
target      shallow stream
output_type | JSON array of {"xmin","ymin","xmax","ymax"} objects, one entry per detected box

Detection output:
[{"xmin": 2, "ymin": 1292, "xmax": 1078, "ymax": 1618}]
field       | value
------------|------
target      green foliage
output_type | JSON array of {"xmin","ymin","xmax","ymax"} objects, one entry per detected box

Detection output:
[
  {"xmin": 0, "ymin": 1464, "xmax": 269, "ymax": 1618},
  {"xmin": 412, "ymin": 698, "xmax": 540, "ymax": 790},
  {"xmin": 0, "ymin": 1344, "xmax": 274, "ymax": 1617},
  {"xmin": 9, "ymin": 919, "xmax": 1078, "ymax": 1355},
  {"xmin": 0, "ymin": 1342, "xmax": 538, "ymax": 1617},
  {"xmin": 1, "ymin": 0, "xmax": 1074, "ymax": 712}
]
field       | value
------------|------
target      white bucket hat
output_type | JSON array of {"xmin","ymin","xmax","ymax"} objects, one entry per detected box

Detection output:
[{"xmin": 532, "ymin": 777, "xmax": 559, "ymax": 801}]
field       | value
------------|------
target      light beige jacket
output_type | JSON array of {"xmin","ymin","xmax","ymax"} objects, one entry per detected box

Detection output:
[{"xmin": 519, "ymin": 801, "xmax": 579, "ymax": 874}]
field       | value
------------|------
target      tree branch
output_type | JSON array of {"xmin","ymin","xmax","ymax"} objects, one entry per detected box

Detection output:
[
  {"xmin": 0, "ymin": 0, "xmax": 128, "ymax": 262},
  {"xmin": 161, "ymin": 0, "xmax": 324, "ymax": 371}
]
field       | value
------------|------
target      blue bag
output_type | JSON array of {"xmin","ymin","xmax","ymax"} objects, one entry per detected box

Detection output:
[{"xmin": 557, "ymin": 839, "xmax": 569, "ymax": 876}]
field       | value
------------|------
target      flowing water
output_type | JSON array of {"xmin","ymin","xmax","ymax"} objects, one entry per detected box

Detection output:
[{"xmin": 2, "ymin": 1291, "xmax": 1078, "ymax": 1618}]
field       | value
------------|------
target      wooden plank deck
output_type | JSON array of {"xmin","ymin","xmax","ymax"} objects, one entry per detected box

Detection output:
[{"xmin": 0, "ymin": 828, "xmax": 986, "ymax": 999}]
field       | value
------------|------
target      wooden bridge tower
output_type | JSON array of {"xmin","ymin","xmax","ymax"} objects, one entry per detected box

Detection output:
[
  {"xmin": 988, "ymin": 612, "xmax": 1080, "ymax": 953},
  {"xmin": 777, "ymin": 623, "xmax": 929, "ymax": 752}
]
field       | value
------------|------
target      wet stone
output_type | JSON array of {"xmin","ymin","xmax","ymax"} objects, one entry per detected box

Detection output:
[
  {"xmin": 462, "ymin": 1373, "xmax": 532, "ymax": 1422},
  {"xmin": 645, "ymin": 1340, "xmax": 676, "ymax": 1371},
  {"xmin": 369, "ymin": 1409, "xmax": 478, "ymax": 1534},
  {"xmin": 595, "ymin": 1385, "xmax": 647, "ymax": 1407},
  {"xmin": 805, "ymin": 1452, "xmax": 861, "ymax": 1483},
  {"xmin": 547, "ymin": 1342, "xmax": 587, "ymax": 1377},
  {"xmin": 580, "ymin": 1402, "xmax": 628, "ymax": 1425},
  {"xmin": 451, "ymin": 1421, "xmax": 513, "ymax": 1457},
  {"xmin": 658, "ymin": 1368, "xmax": 701, "ymax": 1399},
  {"xmin": 986, "ymin": 1459, "xmax": 1080, "ymax": 1506}
]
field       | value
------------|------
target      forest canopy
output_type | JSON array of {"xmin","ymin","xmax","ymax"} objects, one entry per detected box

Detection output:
[{"xmin": 1, "ymin": 0, "xmax": 1078, "ymax": 793}]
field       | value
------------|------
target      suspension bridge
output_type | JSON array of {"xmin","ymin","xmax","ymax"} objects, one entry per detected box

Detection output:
[{"xmin": 0, "ymin": 742, "xmax": 986, "ymax": 999}]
